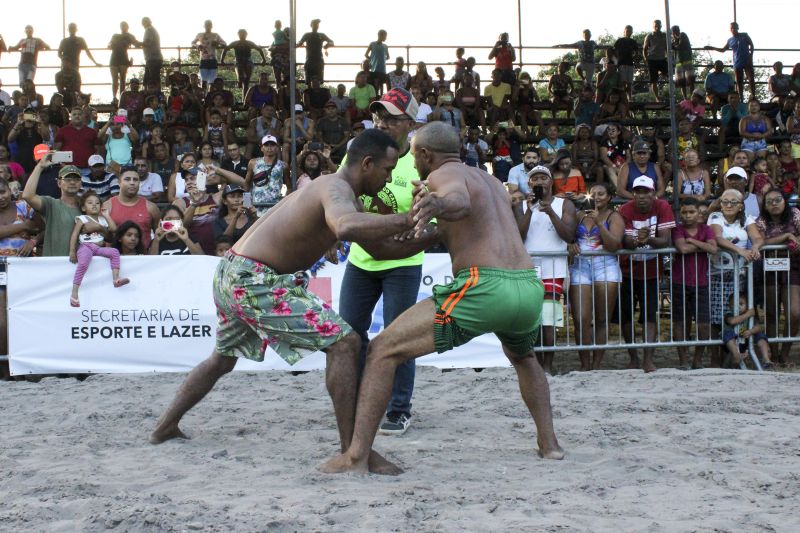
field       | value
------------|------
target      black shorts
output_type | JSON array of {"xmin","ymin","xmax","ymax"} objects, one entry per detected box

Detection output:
[
  {"xmin": 671, "ymin": 283, "xmax": 710, "ymax": 324},
  {"xmin": 620, "ymin": 277, "xmax": 659, "ymax": 325},
  {"xmin": 647, "ymin": 59, "xmax": 669, "ymax": 82}
]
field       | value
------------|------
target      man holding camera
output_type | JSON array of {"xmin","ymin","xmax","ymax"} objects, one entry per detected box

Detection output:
[
  {"xmin": 513, "ymin": 165, "xmax": 577, "ymax": 374},
  {"xmin": 488, "ymin": 33, "xmax": 516, "ymax": 86},
  {"xmin": 54, "ymin": 108, "xmax": 100, "ymax": 171}
]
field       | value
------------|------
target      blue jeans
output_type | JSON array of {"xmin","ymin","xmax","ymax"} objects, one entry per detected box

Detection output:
[
  {"xmin": 18, "ymin": 64, "xmax": 36, "ymax": 85},
  {"xmin": 339, "ymin": 262, "xmax": 422, "ymax": 417}
]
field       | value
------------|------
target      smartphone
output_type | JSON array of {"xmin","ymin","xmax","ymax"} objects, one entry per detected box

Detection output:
[
  {"xmin": 23, "ymin": 113, "xmax": 37, "ymax": 121},
  {"xmin": 51, "ymin": 151, "xmax": 74, "ymax": 164},
  {"xmin": 195, "ymin": 170, "xmax": 207, "ymax": 191},
  {"xmin": 160, "ymin": 219, "xmax": 182, "ymax": 232},
  {"xmin": 242, "ymin": 192, "xmax": 253, "ymax": 208},
  {"xmin": 309, "ymin": 142, "xmax": 323, "ymax": 151},
  {"xmin": 498, "ymin": 121, "xmax": 509, "ymax": 128},
  {"xmin": 532, "ymin": 185, "xmax": 545, "ymax": 203},
  {"xmin": 583, "ymin": 197, "xmax": 596, "ymax": 212}
]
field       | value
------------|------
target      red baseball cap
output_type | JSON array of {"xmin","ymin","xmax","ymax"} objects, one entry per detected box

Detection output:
[{"xmin": 33, "ymin": 144, "xmax": 50, "ymax": 161}]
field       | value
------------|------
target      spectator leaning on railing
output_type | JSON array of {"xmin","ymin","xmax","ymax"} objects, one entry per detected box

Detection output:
[
  {"xmin": 671, "ymin": 198, "xmax": 718, "ymax": 370},
  {"xmin": 707, "ymin": 186, "xmax": 762, "ymax": 365},
  {"xmin": 619, "ymin": 175, "xmax": 675, "ymax": 373},
  {"xmin": 755, "ymin": 188, "xmax": 800, "ymax": 365}
]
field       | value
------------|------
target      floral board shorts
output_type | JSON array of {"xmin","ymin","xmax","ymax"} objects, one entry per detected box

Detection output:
[{"xmin": 214, "ymin": 251, "xmax": 352, "ymax": 365}]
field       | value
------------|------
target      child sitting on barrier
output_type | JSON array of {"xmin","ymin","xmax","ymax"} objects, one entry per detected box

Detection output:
[
  {"xmin": 672, "ymin": 198, "xmax": 718, "ymax": 369},
  {"xmin": 722, "ymin": 291, "xmax": 773, "ymax": 369},
  {"xmin": 68, "ymin": 192, "xmax": 130, "ymax": 307}
]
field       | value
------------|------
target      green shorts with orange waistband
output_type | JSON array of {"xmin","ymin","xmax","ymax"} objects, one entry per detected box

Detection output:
[{"xmin": 432, "ymin": 267, "xmax": 544, "ymax": 356}]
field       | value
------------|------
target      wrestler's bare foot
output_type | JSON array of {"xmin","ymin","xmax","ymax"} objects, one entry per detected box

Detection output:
[
  {"xmin": 537, "ymin": 438, "xmax": 565, "ymax": 460},
  {"xmin": 318, "ymin": 453, "xmax": 369, "ymax": 474},
  {"xmin": 368, "ymin": 450, "xmax": 403, "ymax": 476},
  {"xmin": 643, "ymin": 357, "xmax": 657, "ymax": 373},
  {"xmin": 149, "ymin": 424, "xmax": 188, "ymax": 444}
]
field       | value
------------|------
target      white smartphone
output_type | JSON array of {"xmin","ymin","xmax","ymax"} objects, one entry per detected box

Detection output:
[
  {"xmin": 160, "ymin": 219, "xmax": 182, "ymax": 232},
  {"xmin": 51, "ymin": 151, "xmax": 74, "ymax": 164},
  {"xmin": 242, "ymin": 192, "xmax": 252, "ymax": 208},
  {"xmin": 195, "ymin": 170, "xmax": 207, "ymax": 191}
]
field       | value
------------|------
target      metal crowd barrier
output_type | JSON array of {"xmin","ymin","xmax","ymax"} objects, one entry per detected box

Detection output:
[
  {"xmin": 530, "ymin": 246, "xmax": 772, "ymax": 370},
  {"xmin": 3, "ymin": 246, "xmax": 796, "ymax": 372}
]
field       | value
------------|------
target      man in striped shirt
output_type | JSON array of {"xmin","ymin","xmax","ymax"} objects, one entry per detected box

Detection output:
[{"xmin": 81, "ymin": 155, "xmax": 119, "ymax": 201}]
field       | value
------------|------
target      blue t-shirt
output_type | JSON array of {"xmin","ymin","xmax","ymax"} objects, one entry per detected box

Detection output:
[
  {"xmin": 574, "ymin": 101, "xmax": 600, "ymax": 127},
  {"xmin": 727, "ymin": 33, "xmax": 753, "ymax": 69},
  {"xmin": 507, "ymin": 163, "xmax": 531, "ymax": 194},
  {"xmin": 704, "ymin": 71, "xmax": 735, "ymax": 95},
  {"xmin": 368, "ymin": 41, "xmax": 388, "ymax": 73}
]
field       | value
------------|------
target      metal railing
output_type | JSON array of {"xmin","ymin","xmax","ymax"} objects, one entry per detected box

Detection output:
[
  {"xmin": 1, "ymin": 43, "xmax": 798, "ymax": 102},
  {"xmin": 3, "ymin": 245, "xmax": 796, "ymax": 372},
  {"xmin": 529, "ymin": 246, "xmax": 771, "ymax": 371}
]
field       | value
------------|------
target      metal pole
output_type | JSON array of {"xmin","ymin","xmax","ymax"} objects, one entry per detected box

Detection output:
[
  {"xmin": 733, "ymin": 0, "xmax": 737, "ymax": 23},
  {"xmin": 517, "ymin": 0, "xmax": 523, "ymax": 68},
  {"xmin": 664, "ymin": 0, "xmax": 681, "ymax": 213},
  {"xmin": 62, "ymin": 0, "xmax": 66, "ymax": 39},
  {"xmin": 289, "ymin": 0, "xmax": 297, "ymax": 190}
]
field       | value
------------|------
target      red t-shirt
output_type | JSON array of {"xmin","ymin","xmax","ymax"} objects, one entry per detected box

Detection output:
[
  {"xmin": 671, "ymin": 223, "xmax": 715, "ymax": 286},
  {"xmin": 619, "ymin": 199, "xmax": 676, "ymax": 280},
  {"xmin": 54, "ymin": 125, "xmax": 99, "ymax": 168},
  {"xmin": 494, "ymin": 45, "xmax": 514, "ymax": 71}
]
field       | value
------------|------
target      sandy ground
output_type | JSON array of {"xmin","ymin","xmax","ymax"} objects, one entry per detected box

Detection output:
[{"xmin": 2, "ymin": 365, "xmax": 800, "ymax": 532}]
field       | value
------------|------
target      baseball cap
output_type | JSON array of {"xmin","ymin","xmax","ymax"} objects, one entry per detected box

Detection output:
[
  {"xmin": 58, "ymin": 165, "xmax": 82, "ymax": 179},
  {"xmin": 222, "ymin": 184, "xmax": 244, "ymax": 196},
  {"xmin": 527, "ymin": 165, "xmax": 552, "ymax": 179},
  {"xmin": 261, "ymin": 134, "xmax": 278, "ymax": 145},
  {"xmin": 632, "ymin": 176, "xmax": 655, "ymax": 190},
  {"xmin": 633, "ymin": 140, "xmax": 652, "ymax": 153},
  {"xmin": 33, "ymin": 144, "xmax": 50, "ymax": 161},
  {"xmin": 351, "ymin": 121, "xmax": 365, "ymax": 131},
  {"xmin": 692, "ymin": 88, "xmax": 706, "ymax": 98},
  {"xmin": 112, "ymin": 115, "xmax": 126, "ymax": 124},
  {"xmin": 294, "ymin": 104, "xmax": 304, "ymax": 112},
  {"xmin": 323, "ymin": 100, "xmax": 337, "ymax": 108},
  {"xmin": 369, "ymin": 88, "xmax": 419, "ymax": 120},
  {"xmin": 142, "ymin": 108, "xmax": 155, "ymax": 116},
  {"xmin": 88, "ymin": 154, "xmax": 105, "ymax": 167},
  {"xmin": 725, "ymin": 166, "xmax": 748, "ymax": 180},
  {"xmin": 117, "ymin": 108, "xmax": 128, "ymax": 117}
]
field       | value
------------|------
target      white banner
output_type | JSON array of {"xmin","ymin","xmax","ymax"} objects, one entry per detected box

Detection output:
[{"xmin": 7, "ymin": 255, "xmax": 510, "ymax": 375}]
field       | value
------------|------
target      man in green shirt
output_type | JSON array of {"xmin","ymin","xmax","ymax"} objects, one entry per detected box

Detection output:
[
  {"xmin": 348, "ymin": 71, "xmax": 377, "ymax": 123},
  {"xmin": 339, "ymin": 88, "xmax": 424, "ymax": 435},
  {"xmin": 23, "ymin": 156, "xmax": 102, "ymax": 256}
]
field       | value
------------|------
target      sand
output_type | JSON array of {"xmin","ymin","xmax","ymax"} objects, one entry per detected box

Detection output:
[{"xmin": 2, "ymin": 367, "xmax": 800, "ymax": 532}]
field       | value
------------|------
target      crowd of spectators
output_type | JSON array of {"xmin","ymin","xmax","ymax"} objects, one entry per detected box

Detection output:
[{"xmin": 1, "ymin": 17, "xmax": 800, "ymax": 376}]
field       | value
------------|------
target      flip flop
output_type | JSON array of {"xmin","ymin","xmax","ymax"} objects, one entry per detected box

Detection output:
[
  {"xmin": 114, "ymin": 278, "xmax": 130, "ymax": 288},
  {"xmin": 70, "ymin": 297, "xmax": 80, "ymax": 307}
]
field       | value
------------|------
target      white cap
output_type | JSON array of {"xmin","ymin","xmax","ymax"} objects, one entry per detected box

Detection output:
[
  {"xmin": 88, "ymin": 154, "xmax": 105, "ymax": 167},
  {"xmin": 261, "ymin": 134, "xmax": 278, "ymax": 145},
  {"xmin": 142, "ymin": 108, "xmax": 155, "ymax": 116},
  {"xmin": 294, "ymin": 104, "xmax": 304, "ymax": 112},
  {"xmin": 725, "ymin": 166, "xmax": 748, "ymax": 180},
  {"xmin": 632, "ymin": 176, "xmax": 655, "ymax": 190},
  {"xmin": 527, "ymin": 165, "xmax": 552, "ymax": 179},
  {"xmin": 116, "ymin": 108, "xmax": 128, "ymax": 117}
]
